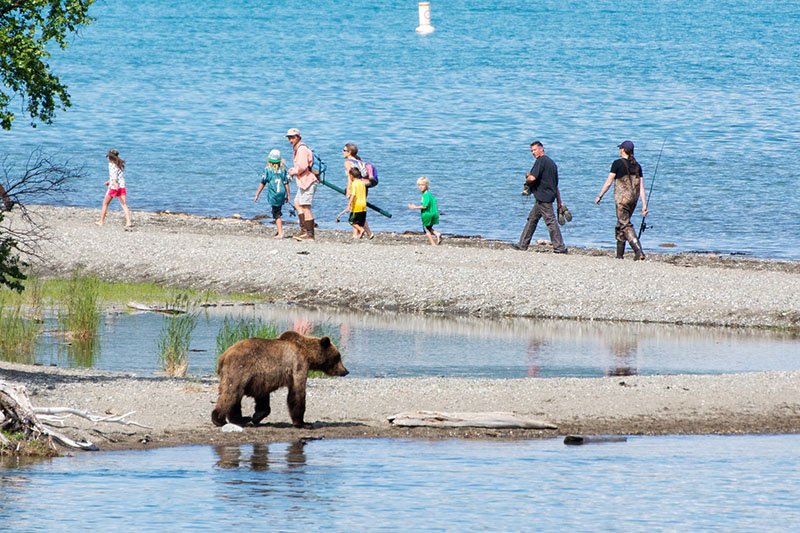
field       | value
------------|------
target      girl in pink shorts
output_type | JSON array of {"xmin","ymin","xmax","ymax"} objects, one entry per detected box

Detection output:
[{"xmin": 98, "ymin": 148, "xmax": 133, "ymax": 227}]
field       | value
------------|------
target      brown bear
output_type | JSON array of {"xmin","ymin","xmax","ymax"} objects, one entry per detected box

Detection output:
[{"xmin": 211, "ymin": 330, "xmax": 348, "ymax": 428}]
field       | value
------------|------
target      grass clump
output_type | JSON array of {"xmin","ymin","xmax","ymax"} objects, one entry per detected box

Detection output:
[
  {"xmin": 157, "ymin": 294, "xmax": 198, "ymax": 377},
  {"xmin": 58, "ymin": 273, "xmax": 101, "ymax": 341},
  {"xmin": 0, "ymin": 294, "xmax": 41, "ymax": 364},
  {"xmin": 215, "ymin": 317, "xmax": 278, "ymax": 372}
]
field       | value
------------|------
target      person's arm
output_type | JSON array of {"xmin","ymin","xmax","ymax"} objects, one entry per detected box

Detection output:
[
  {"xmin": 526, "ymin": 161, "xmax": 539, "ymax": 184},
  {"xmin": 254, "ymin": 182, "xmax": 265, "ymax": 202},
  {"xmin": 556, "ymin": 187, "xmax": 563, "ymax": 209},
  {"xmin": 284, "ymin": 177, "xmax": 291, "ymax": 203},
  {"xmin": 595, "ymin": 173, "xmax": 615, "ymax": 204},
  {"xmin": 294, "ymin": 145, "xmax": 311, "ymax": 175},
  {"xmin": 639, "ymin": 175, "xmax": 648, "ymax": 216},
  {"xmin": 407, "ymin": 203, "xmax": 421, "ymax": 210}
]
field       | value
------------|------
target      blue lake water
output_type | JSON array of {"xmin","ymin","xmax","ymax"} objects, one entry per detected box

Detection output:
[
  {"xmin": 2, "ymin": 1, "xmax": 799, "ymax": 258},
  {"xmin": 19, "ymin": 304, "xmax": 800, "ymax": 378},
  {"xmin": 2, "ymin": 436, "xmax": 800, "ymax": 530}
]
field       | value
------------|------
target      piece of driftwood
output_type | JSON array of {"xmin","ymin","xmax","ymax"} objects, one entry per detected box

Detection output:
[
  {"xmin": 388, "ymin": 411, "xmax": 558, "ymax": 429},
  {"xmin": 34, "ymin": 407, "xmax": 153, "ymax": 429},
  {"xmin": 563, "ymin": 435, "xmax": 628, "ymax": 445},
  {"xmin": 127, "ymin": 301, "xmax": 186, "ymax": 315},
  {"xmin": 1, "ymin": 380, "xmax": 98, "ymax": 451}
]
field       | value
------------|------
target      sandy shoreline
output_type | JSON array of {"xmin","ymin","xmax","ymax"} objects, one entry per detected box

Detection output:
[
  {"xmin": 3, "ymin": 361, "xmax": 800, "ymax": 452},
  {"xmin": 2, "ymin": 205, "xmax": 800, "ymax": 451},
  {"xmin": 20, "ymin": 205, "xmax": 800, "ymax": 330}
]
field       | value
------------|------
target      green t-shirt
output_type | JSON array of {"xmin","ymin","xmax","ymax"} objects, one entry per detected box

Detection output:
[
  {"xmin": 262, "ymin": 164, "xmax": 290, "ymax": 206},
  {"xmin": 420, "ymin": 190, "xmax": 439, "ymax": 226}
]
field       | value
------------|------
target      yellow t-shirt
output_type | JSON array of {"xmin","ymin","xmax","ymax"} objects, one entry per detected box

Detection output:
[{"xmin": 349, "ymin": 179, "xmax": 367, "ymax": 213}]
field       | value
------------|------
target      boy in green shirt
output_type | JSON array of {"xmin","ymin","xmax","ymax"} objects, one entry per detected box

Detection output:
[{"xmin": 407, "ymin": 176, "xmax": 442, "ymax": 246}]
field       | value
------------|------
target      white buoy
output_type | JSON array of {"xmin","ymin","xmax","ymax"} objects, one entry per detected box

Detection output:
[{"xmin": 415, "ymin": 2, "xmax": 435, "ymax": 34}]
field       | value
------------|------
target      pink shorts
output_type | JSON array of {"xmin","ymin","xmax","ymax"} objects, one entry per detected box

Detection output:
[{"xmin": 107, "ymin": 188, "xmax": 127, "ymax": 198}]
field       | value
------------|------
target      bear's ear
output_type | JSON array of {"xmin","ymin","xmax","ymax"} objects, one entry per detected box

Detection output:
[{"xmin": 320, "ymin": 336, "xmax": 331, "ymax": 348}]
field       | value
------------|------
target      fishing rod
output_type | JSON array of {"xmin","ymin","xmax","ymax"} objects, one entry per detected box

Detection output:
[
  {"xmin": 313, "ymin": 153, "xmax": 393, "ymax": 218},
  {"xmin": 638, "ymin": 138, "xmax": 666, "ymax": 240}
]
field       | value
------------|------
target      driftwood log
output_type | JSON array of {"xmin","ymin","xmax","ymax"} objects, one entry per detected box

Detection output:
[
  {"xmin": 1, "ymin": 380, "xmax": 98, "ymax": 451},
  {"xmin": 1, "ymin": 380, "xmax": 149, "ymax": 453},
  {"xmin": 127, "ymin": 301, "xmax": 186, "ymax": 315},
  {"xmin": 388, "ymin": 411, "xmax": 558, "ymax": 429}
]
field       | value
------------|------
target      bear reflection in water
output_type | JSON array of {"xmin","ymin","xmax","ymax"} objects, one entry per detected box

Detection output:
[
  {"xmin": 214, "ymin": 441, "xmax": 307, "ymax": 471},
  {"xmin": 212, "ymin": 331, "xmax": 349, "ymax": 429}
]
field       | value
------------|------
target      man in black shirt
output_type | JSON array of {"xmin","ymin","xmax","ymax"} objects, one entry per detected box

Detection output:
[{"xmin": 513, "ymin": 141, "xmax": 568, "ymax": 253}]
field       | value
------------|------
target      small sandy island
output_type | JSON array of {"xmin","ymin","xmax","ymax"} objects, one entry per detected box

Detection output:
[{"xmin": 2, "ymin": 205, "xmax": 799, "ymax": 451}]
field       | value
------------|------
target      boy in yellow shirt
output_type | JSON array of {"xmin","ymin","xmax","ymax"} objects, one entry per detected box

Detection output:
[{"xmin": 347, "ymin": 167, "xmax": 369, "ymax": 239}]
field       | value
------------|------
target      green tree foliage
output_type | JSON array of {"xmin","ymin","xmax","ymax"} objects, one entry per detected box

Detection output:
[
  {"xmin": 0, "ymin": 214, "xmax": 25, "ymax": 291},
  {"xmin": 0, "ymin": 0, "xmax": 95, "ymax": 130}
]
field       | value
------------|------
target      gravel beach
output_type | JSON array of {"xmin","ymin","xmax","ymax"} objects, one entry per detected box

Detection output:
[{"xmin": 2, "ymin": 205, "xmax": 799, "ymax": 451}]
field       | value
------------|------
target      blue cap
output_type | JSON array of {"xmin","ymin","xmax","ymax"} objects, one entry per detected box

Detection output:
[{"xmin": 618, "ymin": 140, "xmax": 634, "ymax": 151}]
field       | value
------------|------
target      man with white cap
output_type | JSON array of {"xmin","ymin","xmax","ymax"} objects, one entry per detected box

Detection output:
[{"xmin": 286, "ymin": 128, "xmax": 318, "ymax": 240}]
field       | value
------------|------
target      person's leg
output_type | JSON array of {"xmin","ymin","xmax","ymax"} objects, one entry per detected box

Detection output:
[
  {"xmin": 97, "ymin": 193, "xmax": 112, "ymax": 225},
  {"xmin": 617, "ymin": 202, "xmax": 644, "ymax": 260},
  {"xmin": 295, "ymin": 184, "xmax": 316, "ymax": 240},
  {"xmin": 515, "ymin": 203, "xmax": 541, "ymax": 250},
  {"xmin": 541, "ymin": 202, "xmax": 567, "ymax": 253},
  {"xmin": 424, "ymin": 226, "xmax": 437, "ymax": 245},
  {"xmin": 118, "ymin": 195, "xmax": 133, "ymax": 227}
]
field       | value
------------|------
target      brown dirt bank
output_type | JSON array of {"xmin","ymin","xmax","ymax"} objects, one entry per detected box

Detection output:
[
  {"xmin": 3, "ymin": 362, "xmax": 799, "ymax": 452},
  {"xmin": 16, "ymin": 205, "xmax": 800, "ymax": 331}
]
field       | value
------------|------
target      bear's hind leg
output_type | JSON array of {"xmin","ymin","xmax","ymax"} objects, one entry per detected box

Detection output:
[{"xmin": 251, "ymin": 395, "xmax": 271, "ymax": 425}]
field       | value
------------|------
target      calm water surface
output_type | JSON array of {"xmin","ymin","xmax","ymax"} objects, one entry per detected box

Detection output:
[
  {"xmin": 2, "ymin": 436, "xmax": 800, "ymax": 530},
  {"xmin": 15, "ymin": 304, "xmax": 800, "ymax": 378},
  {"xmin": 2, "ymin": 1, "xmax": 798, "ymax": 258}
]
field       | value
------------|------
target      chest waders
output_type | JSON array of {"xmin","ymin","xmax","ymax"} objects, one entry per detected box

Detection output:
[{"xmin": 614, "ymin": 163, "xmax": 645, "ymax": 260}]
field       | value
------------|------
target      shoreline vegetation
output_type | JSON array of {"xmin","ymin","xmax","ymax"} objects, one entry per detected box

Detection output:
[{"xmin": 2, "ymin": 205, "xmax": 800, "ymax": 453}]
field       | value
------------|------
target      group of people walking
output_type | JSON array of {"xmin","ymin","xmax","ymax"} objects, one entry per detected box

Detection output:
[
  {"xmin": 253, "ymin": 128, "xmax": 442, "ymax": 245},
  {"xmin": 512, "ymin": 139, "xmax": 648, "ymax": 260},
  {"xmin": 96, "ymin": 132, "xmax": 647, "ymax": 258}
]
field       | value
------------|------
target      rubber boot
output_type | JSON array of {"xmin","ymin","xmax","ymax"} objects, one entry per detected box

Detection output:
[
  {"xmin": 616, "ymin": 241, "xmax": 626, "ymax": 259},
  {"xmin": 295, "ymin": 219, "xmax": 315, "ymax": 241},
  {"xmin": 629, "ymin": 236, "xmax": 645, "ymax": 261},
  {"xmin": 295, "ymin": 213, "xmax": 307, "ymax": 238}
]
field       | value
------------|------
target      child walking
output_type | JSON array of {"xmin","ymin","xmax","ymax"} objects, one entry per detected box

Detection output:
[
  {"xmin": 407, "ymin": 176, "xmax": 442, "ymax": 245},
  {"xmin": 97, "ymin": 148, "xmax": 133, "ymax": 227},
  {"xmin": 254, "ymin": 149, "xmax": 291, "ymax": 238},
  {"xmin": 346, "ymin": 166, "xmax": 369, "ymax": 239}
]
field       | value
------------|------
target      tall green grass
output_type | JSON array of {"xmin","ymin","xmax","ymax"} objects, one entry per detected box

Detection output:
[
  {"xmin": 157, "ymin": 295, "xmax": 198, "ymax": 377},
  {"xmin": 0, "ymin": 296, "xmax": 40, "ymax": 364},
  {"xmin": 58, "ymin": 273, "xmax": 101, "ymax": 341},
  {"xmin": 215, "ymin": 317, "xmax": 278, "ymax": 372}
]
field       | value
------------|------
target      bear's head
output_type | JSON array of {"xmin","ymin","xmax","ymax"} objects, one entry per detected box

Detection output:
[
  {"xmin": 279, "ymin": 331, "xmax": 349, "ymax": 377},
  {"xmin": 317, "ymin": 336, "xmax": 349, "ymax": 377}
]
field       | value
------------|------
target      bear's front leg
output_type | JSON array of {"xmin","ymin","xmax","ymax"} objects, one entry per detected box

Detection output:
[
  {"xmin": 228, "ymin": 401, "xmax": 252, "ymax": 426},
  {"xmin": 286, "ymin": 386, "xmax": 311, "ymax": 429},
  {"xmin": 251, "ymin": 394, "xmax": 271, "ymax": 425}
]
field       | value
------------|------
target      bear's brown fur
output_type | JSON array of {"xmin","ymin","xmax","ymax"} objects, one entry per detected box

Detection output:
[{"xmin": 211, "ymin": 330, "xmax": 348, "ymax": 428}]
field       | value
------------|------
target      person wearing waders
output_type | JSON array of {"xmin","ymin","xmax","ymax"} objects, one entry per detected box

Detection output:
[
  {"xmin": 512, "ymin": 141, "xmax": 568, "ymax": 254},
  {"xmin": 595, "ymin": 140, "xmax": 648, "ymax": 260}
]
